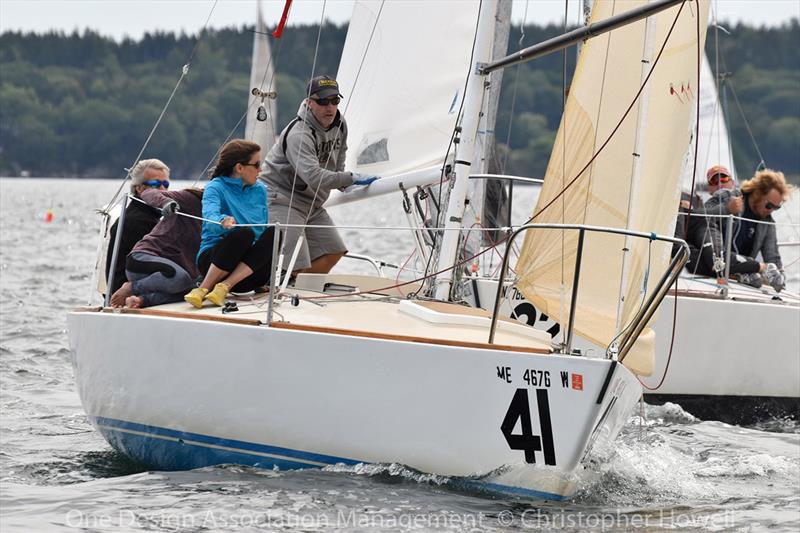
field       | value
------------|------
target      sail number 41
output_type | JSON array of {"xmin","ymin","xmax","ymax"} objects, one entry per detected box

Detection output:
[{"xmin": 500, "ymin": 388, "xmax": 557, "ymax": 465}]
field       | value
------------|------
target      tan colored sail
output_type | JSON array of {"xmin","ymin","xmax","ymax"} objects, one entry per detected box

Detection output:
[{"xmin": 515, "ymin": 0, "xmax": 709, "ymax": 374}]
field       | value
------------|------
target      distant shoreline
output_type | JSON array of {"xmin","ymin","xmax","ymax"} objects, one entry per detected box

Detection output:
[{"xmin": 2, "ymin": 17, "xmax": 797, "ymax": 43}]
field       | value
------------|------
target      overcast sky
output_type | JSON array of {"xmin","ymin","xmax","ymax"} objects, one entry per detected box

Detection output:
[{"xmin": 1, "ymin": 0, "xmax": 798, "ymax": 41}]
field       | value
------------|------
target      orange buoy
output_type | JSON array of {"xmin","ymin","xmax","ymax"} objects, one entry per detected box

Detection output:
[{"xmin": 45, "ymin": 209, "xmax": 54, "ymax": 223}]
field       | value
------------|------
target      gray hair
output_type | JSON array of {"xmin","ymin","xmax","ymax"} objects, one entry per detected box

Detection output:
[{"xmin": 130, "ymin": 159, "xmax": 170, "ymax": 193}]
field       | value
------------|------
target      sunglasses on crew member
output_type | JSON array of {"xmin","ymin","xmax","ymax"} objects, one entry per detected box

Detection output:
[
  {"xmin": 241, "ymin": 161, "xmax": 261, "ymax": 169},
  {"xmin": 143, "ymin": 179, "xmax": 170, "ymax": 189},
  {"xmin": 765, "ymin": 201, "xmax": 782, "ymax": 211},
  {"xmin": 311, "ymin": 96, "xmax": 341, "ymax": 107},
  {"xmin": 708, "ymin": 174, "xmax": 731, "ymax": 186}
]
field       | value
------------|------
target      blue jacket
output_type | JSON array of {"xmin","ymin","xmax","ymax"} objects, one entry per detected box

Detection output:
[{"xmin": 198, "ymin": 177, "xmax": 268, "ymax": 259}]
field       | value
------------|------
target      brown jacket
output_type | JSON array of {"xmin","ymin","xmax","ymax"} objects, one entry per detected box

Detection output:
[{"xmin": 132, "ymin": 188, "xmax": 203, "ymax": 278}]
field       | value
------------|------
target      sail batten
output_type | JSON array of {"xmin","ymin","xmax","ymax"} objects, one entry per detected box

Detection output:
[{"xmin": 515, "ymin": 0, "xmax": 710, "ymax": 373}]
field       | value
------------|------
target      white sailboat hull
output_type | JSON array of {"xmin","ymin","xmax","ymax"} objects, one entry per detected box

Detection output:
[
  {"xmin": 67, "ymin": 309, "xmax": 640, "ymax": 500},
  {"xmin": 641, "ymin": 279, "xmax": 800, "ymax": 422},
  {"xmin": 647, "ymin": 290, "xmax": 800, "ymax": 398}
]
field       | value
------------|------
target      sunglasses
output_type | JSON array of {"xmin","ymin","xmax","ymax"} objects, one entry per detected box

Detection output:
[
  {"xmin": 765, "ymin": 201, "xmax": 782, "ymax": 211},
  {"xmin": 241, "ymin": 161, "xmax": 261, "ymax": 170},
  {"xmin": 144, "ymin": 179, "xmax": 169, "ymax": 188},
  {"xmin": 708, "ymin": 174, "xmax": 731, "ymax": 186},
  {"xmin": 312, "ymin": 96, "xmax": 341, "ymax": 107}
]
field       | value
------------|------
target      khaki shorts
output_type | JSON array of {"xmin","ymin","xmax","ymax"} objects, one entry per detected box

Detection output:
[{"xmin": 268, "ymin": 202, "xmax": 347, "ymax": 270}]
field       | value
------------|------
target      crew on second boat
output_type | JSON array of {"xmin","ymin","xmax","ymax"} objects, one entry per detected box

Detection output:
[{"xmin": 704, "ymin": 168, "xmax": 792, "ymax": 291}]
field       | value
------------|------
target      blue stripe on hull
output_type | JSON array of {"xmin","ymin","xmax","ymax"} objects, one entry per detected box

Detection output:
[
  {"xmin": 93, "ymin": 416, "xmax": 567, "ymax": 501},
  {"xmin": 470, "ymin": 481, "xmax": 568, "ymax": 501},
  {"xmin": 93, "ymin": 416, "xmax": 361, "ymax": 470}
]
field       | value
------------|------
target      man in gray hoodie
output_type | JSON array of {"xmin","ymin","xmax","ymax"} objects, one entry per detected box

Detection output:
[{"xmin": 261, "ymin": 75, "xmax": 378, "ymax": 274}]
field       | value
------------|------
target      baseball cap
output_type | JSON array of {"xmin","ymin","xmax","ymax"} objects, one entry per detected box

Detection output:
[
  {"xmin": 307, "ymin": 75, "xmax": 343, "ymax": 100},
  {"xmin": 706, "ymin": 165, "xmax": 731, "ymax": 183}
]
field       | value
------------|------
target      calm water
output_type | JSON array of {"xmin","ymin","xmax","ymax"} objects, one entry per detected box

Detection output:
[{"xmin": 1, "ymin": 178, "xmax": 799, "ymax": 532}]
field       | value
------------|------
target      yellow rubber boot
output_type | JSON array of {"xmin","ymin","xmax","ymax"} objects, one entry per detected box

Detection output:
[
  {"xmin": 184, "ymin": 287, "xmax": 208, "ymax": 308},
  {"xmin": 205, "ymin": 283, "xmax": 230, "ymax": 306}
]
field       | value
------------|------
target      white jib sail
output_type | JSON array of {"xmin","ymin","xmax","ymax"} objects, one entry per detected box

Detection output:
[
  {"xmin": 335, "ymin": 0, "xmax": 481, "ymax": 179},
  {"xmin": 515, "ymin": 0, "xmax": 710, "ymax": 374},
  {"xmin": 245, "ymin": 0, "xmax": 277, "ymax": 152}
]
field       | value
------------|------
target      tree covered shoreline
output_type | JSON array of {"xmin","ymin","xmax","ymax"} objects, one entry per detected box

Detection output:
[{"xmin": 1, "ymin": 20, "xmax": 797, "ymax": 180}]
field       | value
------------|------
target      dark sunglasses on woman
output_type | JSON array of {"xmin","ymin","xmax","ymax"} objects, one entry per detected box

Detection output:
[{"xmin": 144, "ymin": 179, "xmax": 170, "ymax": 189}]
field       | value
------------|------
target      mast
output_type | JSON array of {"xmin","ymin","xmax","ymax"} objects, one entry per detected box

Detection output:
[
  {"xmin": 462, "ymin": 0, "xmax": 512, "ymax": 278},
  {"xmin": 433, "ymin": 0, "xmax": 499, "ymax": 300}
]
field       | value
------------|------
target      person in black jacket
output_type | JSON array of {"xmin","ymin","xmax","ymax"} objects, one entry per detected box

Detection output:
[
  {"xmin": 105, "ymin": 159, "xmax": 170, "ymax": 296},
  {"xmin": 704, "ymin": 169, "xmax": 792, "ymax": 291},
  {"xmin": 674, "ymin": 191, "xmax": 722, "ymax": 277}
]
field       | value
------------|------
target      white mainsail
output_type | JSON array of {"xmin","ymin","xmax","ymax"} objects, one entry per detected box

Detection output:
[
  {"xmin": 679, "ymin": 53, "xmax": 736, "ymax": 191},
  {"xmin": 335, "ymin": 0, "xmax": 481, "ymax": 178},
  {"xmin": 245, "ymin": 0, "xmax": 277, "ymax": 152},
  {"xmin": 515, "ymin": 0, "xmax": 710, "ymax": 373}
]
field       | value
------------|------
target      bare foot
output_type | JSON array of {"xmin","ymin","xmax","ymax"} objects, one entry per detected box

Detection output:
[
  {"xmin": 110, "ymin": 282, "xmax": 133, "ymax": 307},
  {"xmin": 125, "ymin": 295, "xmax": 143, "ymax": 308}
]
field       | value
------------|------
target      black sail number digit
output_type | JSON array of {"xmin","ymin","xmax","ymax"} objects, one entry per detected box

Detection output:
[{"xmin": 500, "ymin": 388, "xmax": 556, "ymax": 465}]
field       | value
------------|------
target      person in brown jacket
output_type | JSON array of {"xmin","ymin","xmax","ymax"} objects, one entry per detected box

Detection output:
[{"xmin": 110, "ymin": 187, "xmax": 204, "ymax": 308}]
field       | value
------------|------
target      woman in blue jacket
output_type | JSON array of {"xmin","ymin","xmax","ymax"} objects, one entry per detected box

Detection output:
[{"xmin": 185, "ymin": 139, "xmax": 276, "ymax": 308}]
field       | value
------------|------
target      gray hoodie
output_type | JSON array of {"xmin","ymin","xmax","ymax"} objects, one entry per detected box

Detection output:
[{"xmin": 261, "ymin": 101, "xmax": 354, "ymax": 210}]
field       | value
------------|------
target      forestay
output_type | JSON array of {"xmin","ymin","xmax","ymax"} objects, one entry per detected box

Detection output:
[
  {"xmin": 515, "ymin": 0, "xmax": 710, "ymax": 373},
  {"xmin": 335, "ymin": 0, "xmax": 481, "ymax": 178}
]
